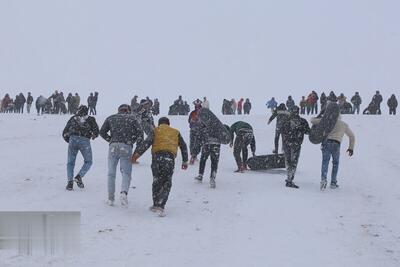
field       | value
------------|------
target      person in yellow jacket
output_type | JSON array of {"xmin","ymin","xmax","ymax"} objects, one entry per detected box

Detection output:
[{"xmin": 132, "ymin": 117, "xmax": 189, "ymax": 216}]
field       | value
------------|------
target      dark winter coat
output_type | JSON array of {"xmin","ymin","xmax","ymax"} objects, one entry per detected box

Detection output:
[
  {"xmin": 27, "ymin": 95, "xmax": 33, "ymax": 105},
  {"xmin": 268, "ymin": 109, "xmax": 290, "ymax": 131},
  {"xmin": 100, "ymin": 113, "xmax": 144, "ymax": 146},
  {"xmin": 327, "ymin": 92, "xmax": 337, "ymax": 103},
  {"xmin": 373, "ymin": 94, "xmax": 383, "ymax": 106},
  {"xmin": 387, "ymin": 96, "xmax": 398, "ymax": 108},
  {"xmin": 351, "ymin": 94, "xmax": 362, "ymax": 106},
  {"xmin": 230, "ymin": 121, "xmax": 256, "ymax": 152},
  {"xmin": 88, "ymin": 96, "xmax": 95, "ymax": 108},
  {"xmin": 62, "ymin": 115, "xmax": 99, "ymax": 142},
  {"xmin": 286, "ymin": 98, "xmax": 295, "ymax": 110},
  {"xmin": 281, "ymin": 115, "xmax": 310, "ymax": 147},
  {"xmin": 243, "ymin": 100, "xmax": 251, "ymax": 113}
]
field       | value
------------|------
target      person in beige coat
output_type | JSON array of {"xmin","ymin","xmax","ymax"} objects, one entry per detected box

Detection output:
[{"xmin": 311, "ymin": 115, "xmax": 355, "ymax": 190}]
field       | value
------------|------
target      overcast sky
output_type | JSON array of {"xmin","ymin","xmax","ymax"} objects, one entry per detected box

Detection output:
[{"xmin": 0, "ymin": 0, "xmax": 399, "ymax": 113}]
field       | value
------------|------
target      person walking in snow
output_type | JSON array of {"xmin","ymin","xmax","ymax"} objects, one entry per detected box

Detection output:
[
  {"xmin": 202, "ymin": 97, "xmax": 210, "ymax": 109},
  {"xmin": 311, "ymin": 104, "xmax": 355, "ymax": 190},
  {"xmin": 188, "ymin": 99, "xmax": 203, "ymax": 164},
  {"xmin": 268, "ymin": 103, "xmax": 290, "ymax": 154},
  {"xmin": 63, "ymin": 105, "xmax": 99, "ymax": 191},
  {"xmin": 88, "ymin": 93, "xmax": 96, "ymax": 115},
  {"xmin": 350, "ymin": 92, "xmax": 362, "ymax": 115},
  {"xmin": 266, "ymin": 97, "xmax": 278, "ymax": 113},
  {"xmin": 320, "ymin": 92, "xmax": 327, "ymax": 111},
  {"xmin": 286, "ymin": 95, "xmax": 295, "ymax": 111},
  {"xmin": 26, "ymin": 92, "xmax": 33, "ymax": 114},
  {"xmin": 100, "ymin": 104, "xmax": 144, "ymax": 207},
  {"xmin": 231, "ymin": 98, "xmax": 237, "ymax": 115},
  {"xmin": 132, "ymin": 117, "xmax": 188, "ymax": 216},
  {"xmin": 299, "ymin": 96, "xmax": 307, "ymax": 115},
  {"xmin": 137, "ymin": 99, "xmax": 155, "ymax": 137},
  {"xmin": 152, "ymin": 98, "xmax": 160, "ymax": 116},
  {"xmin": 230, "ymin": 121, "xmax": 256, "ymax": 172},
  {"xmin": 387, "ymin": 94, "xmax": 398, "ymax": 115},
  {"xmin": 243, "ymin": 98, "xmax": 252, "ymax": 114},
  {"xmin": 280, "ymin": 106, "xmax": 310, "ymax": 189},
  {"xmin": 372, "ymin": 90, "xmax": 383, "ymax": 114},
  {"xmin": 194, "ymin": 122, "xmax": 229, "ymax": 189},
  {"xmin": 237, "ymin": 98, "xmax": 244, "ymax": 115}
]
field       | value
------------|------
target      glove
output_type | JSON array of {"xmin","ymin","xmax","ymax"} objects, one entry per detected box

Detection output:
[
  {"xmin": 181, "ymin": 162, "xmax": 188, "ymax": 170},
  {"xmin": 347, "ymin": 149, "xmax": 353, "ymax": 157},
  {"xmin": 131, "ymin": 153, "xmax": 140, "ymax": 163}
]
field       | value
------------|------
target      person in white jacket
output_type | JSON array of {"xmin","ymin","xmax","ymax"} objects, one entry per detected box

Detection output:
[
  {"xmin": 311, "ymin": 114, "xmax": 355, "ymax": 190},
  {"xmin": 203, "ymin": 97, "xmax": 210, "ymax": 109}
]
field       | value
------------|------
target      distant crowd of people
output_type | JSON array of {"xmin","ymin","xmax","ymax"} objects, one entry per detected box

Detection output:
[
  {"xmin": 1, "ymin": 90, "xmax": 398, "ymax": 116},
  {"xmin": 267, "ymin": 90, "xmax": 398, "ymax": 115},
  {"xmin": 0, "ymin": 91, "xmax": 99, "ymax": 115}
]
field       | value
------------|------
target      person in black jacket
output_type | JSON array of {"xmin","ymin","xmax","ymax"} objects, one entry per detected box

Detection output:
[
  {"xmin": 62, "ymin": 105, "xmax": 99, "ymax": 191},
  {"xmin": 26, "ymin": 92, "xmax": 33, "ymax": 114},
  {"xmin": 372, "ymin": 90, "xmax": 383, "ymax": 114},
  {"xmin": 243, "ymin": 98, "xmax": 252, "ymax": 114},
  {"xmin": 100, "ymin": 104, "xmax": 144, "ymax": 207},
  {"xmin": 88, "ymin": 93, "xmax": 96, "ymax": 115},
  {"xmin": 320, "ymin": 92, "xmax": 327, "ymax": 111},
  {"xmin": 268, "ymin": 103, "xmax": 290, "ymax": 154},
  {"xmin": 280, "ymin": 106, "xmax": 310, "ymax": 189},
  {"xmin": 387, "ymin": 94, "xmax": 398, "ymax": 115},
  {"xmin": 350, "ymin": 92, "xmax": 362, "ymax": 114},
  {"xmin": 229, "ymin": 121, "xmax": 256, "ymax": 172}
]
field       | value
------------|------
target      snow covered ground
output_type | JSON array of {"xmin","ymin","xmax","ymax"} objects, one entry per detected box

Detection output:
[{"xmin": 0, "ymin": 112, "xmax": 399, "ymax": 267}]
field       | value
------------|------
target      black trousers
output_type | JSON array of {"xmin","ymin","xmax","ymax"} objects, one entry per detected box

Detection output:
[
  {"xmin": 389, "ymin": 107, "xmax": 396, "ymax": 115},
  {"xmin": 274, "ymin": 129, "xmax": 282, "ymax": 152},
  {"xmin": 233, "ymin": 131, "xmax": 253, "ymax": 168},
  {"xmin": 199, "ymin": 144, "xmax": 221, "ymax": 176},
  {"xmin": 190, "ymin": 129, "xmax": 202, "ymax": 158},
  {"xmin": 151, "ymin": 152, "xmax": 175, "ymax": 209},
  {"xmin": 283, "ymin": 143, "xmax": 301, "ymax": 182}
]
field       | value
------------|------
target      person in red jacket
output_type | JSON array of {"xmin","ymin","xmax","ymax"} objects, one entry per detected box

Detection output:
[{"xmin": 237, "ymin": 98, "xmax": 244, "ymax": 115}]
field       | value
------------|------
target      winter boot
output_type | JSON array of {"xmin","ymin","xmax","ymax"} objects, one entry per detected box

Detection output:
[
  {"xmin": 74, "ymin": 175, "xmax": 84, "ymax": 188},
  {"xmin": 285, "ymin": 181, "xmax": 299, "ymax": 189},
  {"xmin": 330, "ymin": 182, "xmax": 339, "ymax": 189},
  {"xmin": 194, "ymin": 174, "xmax": 203, "ymax": 183},
  {"xmin": 320, "ymin": 179, "xmax": 327, "ymax": 191},
  {"xmin": 120, "ymin": 191, "xmax": 128, "ymax": 207},
  {"xmin": 234, "ymin": 165, "xmax": 245, "ymax": 173},
  {"xmin": 210, "ymin": 172, "xmax": 216, "ymax": 189},
  {"xmin": 149, "ymin": 206, "xmax": 158, "ymax": 212},
  {"xmin": 210, "ymin": 177, "xmax": 216, "ymax": 189},
  {"xmin": 66, "ymin": 181, "xmax": 73, "ymax": 191}
]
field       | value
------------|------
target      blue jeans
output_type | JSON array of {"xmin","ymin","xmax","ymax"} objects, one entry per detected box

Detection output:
[
  {"xmin": 321, "ymin": 140, "xmax": 340, "ymax": 184},
  {"xmin": 107, "ymin": 143, "xmax": 133, "ymax": 201},
  {"xmin": 67, "ymin": 135, "xmax": 93, "ymax": 181}
]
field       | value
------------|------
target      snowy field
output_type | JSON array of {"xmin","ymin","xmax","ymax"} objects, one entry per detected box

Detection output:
[{"xmin": 0, "ymin": 113, "xmax": 399, "ymax": 267}]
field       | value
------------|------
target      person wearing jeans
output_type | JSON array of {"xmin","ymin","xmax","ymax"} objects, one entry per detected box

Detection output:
[
  {"xmin": 311, "ymin": 112, "xmax": 355, "ymax": 190},
  {"xmin": 100, "ymin": 104, "xmax": 143, "ymax": 207},
  {"xmin": 321, "ymin": 140, "xmax": 340, "ymax": 185},
  {"xmin": 107, "ymin": 143, "xmax": 133, "ymax": 202},
  {"xmin": 63, "ymin": 105, "xmax": 99, "ymax": 190},
  {"xmin": 67, "ymin": 136, "xmax": 93, "ymax": 182}
]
